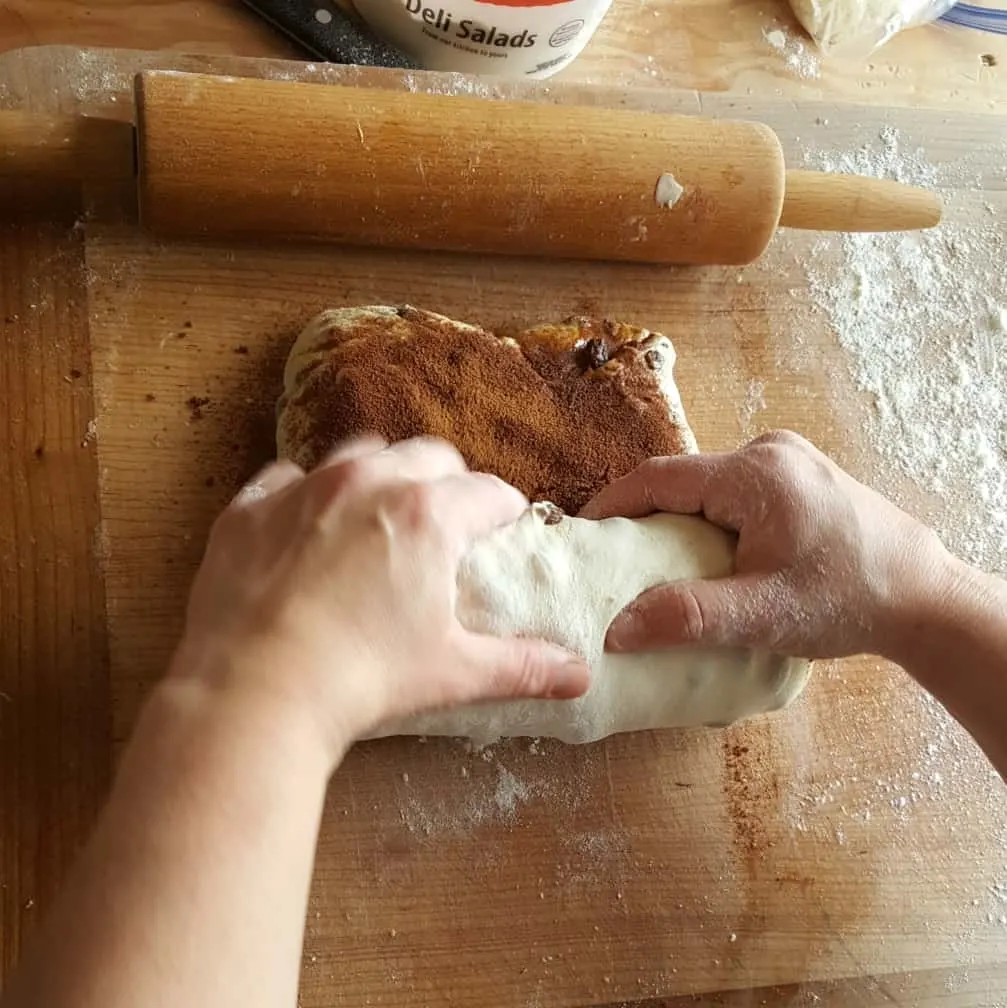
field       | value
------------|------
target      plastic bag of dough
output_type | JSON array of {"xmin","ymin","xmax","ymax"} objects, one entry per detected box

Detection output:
[{"xmin": 787, "ymin": 0, "xmax": 957, "ymax": 53}]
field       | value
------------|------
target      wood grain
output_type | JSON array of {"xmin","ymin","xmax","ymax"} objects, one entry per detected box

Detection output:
[
  {"xmin": 0, "ymin": 188, "xmax": 111, "ymax": 973},
  {"xmin": 780, "ymin": 170, "xmax": 942, "ymax": 231},
  {"xmin": 136, "ymin": 72, "xmax": 785, "ymax": 264},
  {"xmin": 0, "ymin": 109, "xmax": 134, "ymax": 182},
  {"xmin": 0, "ymin": 0, "xmax": 298, "ymax": 59},
  {"xmin": 7, "ymin": 47, "xmax": 996, "ymax": 1006},
  {"xmin": 1, "ymin": 41, "xmax": 1006, "ymax": 1008},
  {"xmin": 0, "ymin": 0, "xmax": 1005, "ymax": 112},
  {"xmin": 611, "ymin": 959, "xmax": 1007, "ymax": 1005},
  {"xmin": 134, "ymin": 71, "xmax": 943, "ymax": 256}
]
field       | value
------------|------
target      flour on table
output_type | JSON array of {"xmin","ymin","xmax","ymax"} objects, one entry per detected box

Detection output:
[
  {"xmin": 762, "ymin": 26, "xmax": 821, "ymax": 80},
  {"xmin": 798, "ymin": 127, "xmax": 1007, "ymax": 575},
  {"xmin": 397, "ymin": 741, "xmax": 594, "ymax": 837},
  {"xmin": 399, "ymin": 756, "xmax": 536, "ymax": 835},
  {"xmin": 737, "ymin": 378, "xmax": 767, "ymax": 434}
]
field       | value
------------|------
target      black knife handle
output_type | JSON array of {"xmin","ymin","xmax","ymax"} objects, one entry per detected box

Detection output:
[{"xmin": 240, "ymin": 0, "xmax": 420, "ymax": 69}]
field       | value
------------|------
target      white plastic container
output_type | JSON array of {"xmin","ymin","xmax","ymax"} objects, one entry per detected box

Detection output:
[{"xmin": 354, "ymin": 0, "xmax": 614, "ymax": 77}]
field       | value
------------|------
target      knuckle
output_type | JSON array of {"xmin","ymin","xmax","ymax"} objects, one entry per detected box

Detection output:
[
  {"xmin": 330, "ymin": 455, "xmax": 372, "ymax": 490},
  {"xmin": 415, "ymin": 435, "xmax": 463, "ymax": 461},
  {"xmin": 270, "ymin": 458, "xmax": 304, "ymax": 482},
  {"xmin": 208, "ymin": 505, "xmax": 256, "ymax": 555},
  {"xmin": 673, "ymin": 587, "xmax": 708, "ymax": 643},
  {"xmin": 503, "ymin": 649, "xmax": 549, "ymax": 698},
  {"xmin": 394, "ymin": 436, "xmax": 467, "ymax": 476},
  {"xmin": 747, "ymin": 440, "xmax": 802, "ymax": 486},
  {"xmin": 634, "ymin": 455, "xmax": 676, "ymax": 500},
  {"xmin": 387, "ymin": 480, "xmax": 440, "ymax": 532},
  {"xmin": 314, "ymin": 455, "xmax": 374, "ymax": 501},
  {"xmin": 745, "ymin": 431, "xmax": 814, "ymax": 477},
  {"xmin": 747, "ymin": 430, "xmax": 782, "ymax": 449},
  {"xmin": 638, "ymin": 455, "xmax": 675, "ymax": 480},
  {"xmin": 765, "ymin": 443, "xmax": 797, "ymax": 475},
  {"xmin": 751, "ymin": 429, "xmax": 803, "ymax": 449},
  {"xmin": 218, "ymin": 493, "xmax": 259, "ymax": 531}
]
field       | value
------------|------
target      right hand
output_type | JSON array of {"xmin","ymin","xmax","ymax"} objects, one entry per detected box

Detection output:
[{"xmin": 579, "ymin": 431, "xmax": 956, "ymax": 660}]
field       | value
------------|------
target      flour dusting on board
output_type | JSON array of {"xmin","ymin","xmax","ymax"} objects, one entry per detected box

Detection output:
[
  {"xmin": 399, "ymin": 71, "xmax": 494, "ymax": 97},
  {"xmin": 748, "ymin": 128, "xmax": 1007, "ymax": 968},
  {"xmin": 799, "ymin": 128, "xmax": 1007, "ymax": 575},
  {"xmin": 737, "ymin": 378, "xmax": 767, "ymax": 433},
  {"xmin": 397, "ymin": 740, "xmax": 590, "ymax": 836},
  {"xmin": 782, "ymin": 670, "xmax": 1007, "ymax": 965},
  {"xmin": 763, "ymin": 26, "xmax": 821, "ymax": 80},
  {"xmin": 67, "ymin": 49, "xmax": 131, "ymax": 104}
]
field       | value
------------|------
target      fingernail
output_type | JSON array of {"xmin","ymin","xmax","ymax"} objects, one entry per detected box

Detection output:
[
  {"xmin": 235, "ymin": 480, "xmax": 269, "ymax": 505},
  {"xmin": 606, "ymin": 612, "xmax": 639, "ymax": 653},
  {"xmin": 546, "ymin": 659, "xmax": 590, "ymax": 700}
]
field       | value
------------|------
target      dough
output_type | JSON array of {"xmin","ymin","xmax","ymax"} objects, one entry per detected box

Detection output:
[
  {"xmin": 786, "ymin": 0, "xmax": 931, "ymax": 52},
  {"xmin": 372, "ymin": 504, "xmax": 811, "ymax": 744},
  {"xmin": 278, "ymin": 306, "xmax": 811, "ymax": 744},
  {"xmin": 276, "ymin": 306, "xmax": 697, "ymax": 515}
]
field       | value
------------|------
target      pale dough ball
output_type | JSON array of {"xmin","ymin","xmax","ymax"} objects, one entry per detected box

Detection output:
[{"xmin": 788, "ymin": 0, "xmax": 933, "ymax": 52}]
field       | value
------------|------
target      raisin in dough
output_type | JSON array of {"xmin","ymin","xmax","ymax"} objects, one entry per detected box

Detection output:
[{"xmin": 371, "ymin": 504, "xmax": 810, "ymax": 744}]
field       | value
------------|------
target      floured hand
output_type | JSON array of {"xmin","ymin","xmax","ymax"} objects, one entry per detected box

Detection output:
[
  {"xmin": 171, "ymin": 437, "xmax": 589, "ymax": 759},
  {"xmin": 581, "ymin": 430, "xmax": 955, "ymax": 660}
]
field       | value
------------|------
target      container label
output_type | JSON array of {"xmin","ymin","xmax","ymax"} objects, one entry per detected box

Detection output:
[
  {"xmin": 405, "ymin": 0, "xmax": 540, "ymax": 46},
  {"xmin": 357, "ymin": 0, "xmax": 613, "ymax": 76}
]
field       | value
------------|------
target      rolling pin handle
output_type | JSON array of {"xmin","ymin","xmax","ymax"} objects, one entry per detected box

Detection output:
[{"xmin": 780, "ymin": 169, "xmax": 942, "ymax": 232}]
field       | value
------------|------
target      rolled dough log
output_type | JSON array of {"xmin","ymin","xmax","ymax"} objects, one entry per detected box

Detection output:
[{"xmin": 372, "ymin": 504, "xmax": 811, "ymax": 744}]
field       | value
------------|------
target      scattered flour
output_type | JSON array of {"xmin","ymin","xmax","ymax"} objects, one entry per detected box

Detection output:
[
  {"xmin": 397, "ymin": 742, "xmax": 590, "ymax": 836},
  {"xmin": 799, "ymin": 127, "xmax": 1007, "ymax": 575},
  {"xmin": 399, "ymin": 759, "xmax": 535, "ymax": 834},
  {"xmin": 782, "ymin": 670, "xmax": 1005, "ymax": 962},
  {"xmin": 569, "ymin": 828, "xmax": 628, "ymax": 859},
  {"xmin": 763, "ymin": 27, "xmax": 821, "ymax": 80},
  {"xmin": 399, "ymin": 70, "xmax": 493, "ymax": 97},
  {"xmin": 493, "ymin": 765, "xmax": 530, "ymax": 815},
  {"xmin": 737, "ymin": 378, "xmax": 767, "ymax": 433},
  {"xmin": 67, "ymin": 49, "xmax": 131, "ymax": 104}
]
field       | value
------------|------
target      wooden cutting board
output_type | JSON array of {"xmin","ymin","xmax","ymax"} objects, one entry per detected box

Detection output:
[{"xmin": 2, "ymin": 45, "xmax": 1007, "ymax": 1006}]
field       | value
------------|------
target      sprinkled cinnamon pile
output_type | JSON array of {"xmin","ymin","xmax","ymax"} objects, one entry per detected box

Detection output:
[{"xmin": 279, "ymin": 306, "xmax": 692, "ymax": 514}]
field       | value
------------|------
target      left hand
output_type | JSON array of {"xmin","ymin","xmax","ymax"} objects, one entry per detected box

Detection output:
[{"xmin": 170, "ymin": 437, "xmax": 589, "ymax": 760}]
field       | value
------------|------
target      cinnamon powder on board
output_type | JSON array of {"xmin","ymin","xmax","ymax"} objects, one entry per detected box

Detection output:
[{"xmin": 279, "ymin": 306, "xmax": 692, "ymax": 515}]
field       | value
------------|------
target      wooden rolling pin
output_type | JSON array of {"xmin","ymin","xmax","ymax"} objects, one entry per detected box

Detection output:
[
  {"xmin": 135, "ymin": 73, "xmax": 939, "ymax": 264},
  {"xmin": 2, "ymin": 72, "xmax": 942, "ymax": 266}
]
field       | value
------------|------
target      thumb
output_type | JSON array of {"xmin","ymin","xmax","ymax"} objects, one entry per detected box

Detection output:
[
  {"xmin": 606, "ymin": 573, "xmax": 792, "ymax": 652},
  {"xmin": 458, "ymin": 634, "xmax": 590, "ymax": 704}
]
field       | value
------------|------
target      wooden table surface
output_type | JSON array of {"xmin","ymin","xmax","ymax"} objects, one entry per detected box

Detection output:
[
  {"xmin": 0, "ymin": 0, "xmax": 1004, "ymax": 109},
  {"xmin": 1, "ymin": 2, "xmax": 1005, "ymax": 1007}
]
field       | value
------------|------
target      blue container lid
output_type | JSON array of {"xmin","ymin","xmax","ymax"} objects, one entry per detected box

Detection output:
[{"xmin": 941, "ymin": 2, "xmax": 1007, "ymax": 32}]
